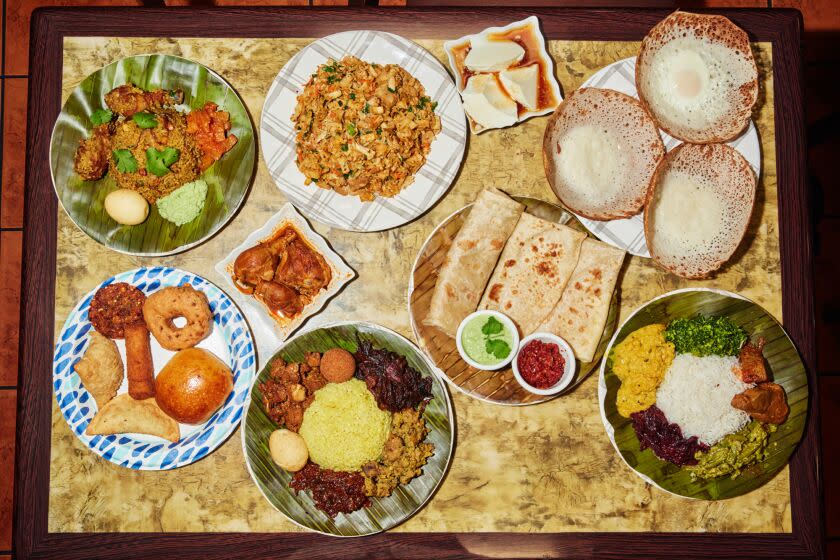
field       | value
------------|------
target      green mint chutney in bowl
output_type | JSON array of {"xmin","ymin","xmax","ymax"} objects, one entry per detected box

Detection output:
[{"xmin": 456, "ymin": 311, "xmax": 520, "ymax": 370}]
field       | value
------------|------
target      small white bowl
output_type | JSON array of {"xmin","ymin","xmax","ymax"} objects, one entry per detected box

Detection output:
[
  {"xmin": 511, "ymin": 333, "xmax": 577, "ymax": 396},
  {"xmin": 455, "ymin": 310, "xmax": 520, "ymax": 371}
]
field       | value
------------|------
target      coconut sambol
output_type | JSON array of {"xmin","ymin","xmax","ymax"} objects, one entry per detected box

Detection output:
[{"xmin": 259, "ymin": 341, "xmax": 436, "ymax": 518}]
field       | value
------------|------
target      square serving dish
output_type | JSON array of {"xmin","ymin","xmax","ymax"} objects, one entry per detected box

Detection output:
[
  {"xmin": 215, "ymin": 203, "xmax": 355, "ymax": 357},
  {"xmin": 443, "ymin": 16, "xmax": 563, "ymax": 134}
]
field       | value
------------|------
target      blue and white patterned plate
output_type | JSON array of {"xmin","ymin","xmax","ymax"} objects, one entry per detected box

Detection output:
[{"xmin": 53, "ymin": 267, "xmax": 256, "ymax": 470}]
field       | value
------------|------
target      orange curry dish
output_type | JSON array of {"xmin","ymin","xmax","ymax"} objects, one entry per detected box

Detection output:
[
  {"xmin": 186, "ymin": 102, "xmax": 239, "ymax": 171},
  {"xmin": 232, "ymin": 225, "xmax": 333, "ymax": 321}
]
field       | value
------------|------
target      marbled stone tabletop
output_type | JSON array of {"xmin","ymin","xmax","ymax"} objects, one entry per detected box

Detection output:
[{"xmin": 50, "ymin": 37, "xmax": 789, "ymax": 533}]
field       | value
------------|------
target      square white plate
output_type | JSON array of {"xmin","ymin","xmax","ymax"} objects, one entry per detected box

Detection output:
[{"xmin": 215, "ymin": 203, "xmax": 355, "ymax": 359}]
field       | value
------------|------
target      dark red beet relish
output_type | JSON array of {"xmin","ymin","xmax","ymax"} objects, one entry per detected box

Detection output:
[
  {"xmin": 630, "ymin": 405, "xmax": 709, "ymax": 466},
  {"xmin": 290, "ymin": 463, "xmax": 369, "ymax": 518},
  {"xmin": 517, "ymin": 340, "xmax": 565, "ymax": 389}
]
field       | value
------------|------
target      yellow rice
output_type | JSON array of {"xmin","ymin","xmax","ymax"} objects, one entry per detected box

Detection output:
[{"xmin": 299, "ymin": 378, "xmax": 391, "ymax": 471}]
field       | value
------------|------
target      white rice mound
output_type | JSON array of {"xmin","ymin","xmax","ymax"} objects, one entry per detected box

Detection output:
[{"xmin": 655, "ymin": 353, "xmax": 753, "ymax": 446}]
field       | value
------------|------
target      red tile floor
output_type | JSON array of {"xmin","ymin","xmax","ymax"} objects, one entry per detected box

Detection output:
[{"xmin": 1, "ymin": 0, "xmax": 838, "ymax": 557}]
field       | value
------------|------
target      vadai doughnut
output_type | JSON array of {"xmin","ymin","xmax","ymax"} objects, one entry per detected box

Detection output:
[
  {"xmin": 88, "ymin": 282, "xmax": 146, "ymax": 339},
  {"xmin": 143, "ymin": 285, "xmax": 213, "ymax": 351}
]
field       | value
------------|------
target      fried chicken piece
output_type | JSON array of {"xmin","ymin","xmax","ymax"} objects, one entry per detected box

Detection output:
[
  {"xmin": 274, "ymin": 239, "xmax": 332, "ymax": 298},
  {"xmin": 104, "ymin": 84, "xmax": 183, "ymax": 117},
  {"xmin": 254, "ymin": 280, "xmax": 304, "ymax": 318},
  {"xmin": 734, "ymin": 339, "xmax": 768, "ymax": 384},
  {"xmin": 234, "ymin": 244, "xmax": 279, "ymax": 288},
  {"xmin": 731, "ymin": 382, "xmax": 789, "ymax": 424},
  {"xmin": 73, "ymin": 124, "xmax": 113, "ymax": 181}
]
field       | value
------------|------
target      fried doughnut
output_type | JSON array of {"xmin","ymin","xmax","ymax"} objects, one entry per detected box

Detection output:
[
  {"xmin": 88, "ymin": 282, "xmax": 146, "ymax": 339},
  {"xmin": 143, "ymin": 285, "xmax": 213, "ymax": 351}
]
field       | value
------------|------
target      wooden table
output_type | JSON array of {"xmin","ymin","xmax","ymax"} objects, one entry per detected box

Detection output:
[{"xmin": 15, "ymin": 6, "xmax": 820, "ymax": 559}]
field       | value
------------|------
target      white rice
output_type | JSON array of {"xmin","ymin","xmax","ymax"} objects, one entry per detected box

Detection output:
[{"xmin": 655, "ymin": 353, "xmax": 753, "ymax": 446}]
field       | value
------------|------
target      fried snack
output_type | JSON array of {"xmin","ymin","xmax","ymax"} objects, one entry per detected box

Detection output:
[
  {"xmin": 155, "ymin": 348, "xmax": 233, "ymax": 424},
  {"xmin": 74, "ymin": 331, "xmax": 124, "ymax": 409},
  {"xmin": 88, "ymin": 282, "xmax": 146, "ymax": 339},
  {"xmin": 86, "ymin": 393, "xmax": 180, "ymax": 442},
  {"xmin": 125, "ymin": 322, "xmax": 155, "ymax": 400},
  {"xmin": 143, "ymin": 285, "xmax": 213, "ymax": 351}
]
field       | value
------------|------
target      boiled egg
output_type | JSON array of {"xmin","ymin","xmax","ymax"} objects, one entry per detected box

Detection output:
[
  {"xmin": 464, "ymin": 36, "xmax": 525, "ymax": 73},
  {"xmin": 104, "ymin": 189, "xmax": 149, "ymax": 226},
  {"xmin": 461, "ymin": 74, "xmax": 518, "ymax": 130},
  {"xmin": 499, "ymin": 64, "xmax": 539, "ymax": 110}
]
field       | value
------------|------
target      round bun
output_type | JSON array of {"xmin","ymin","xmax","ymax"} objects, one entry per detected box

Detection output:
[
  {"xmin": 644, "ymin": 143, "xmax": 756, "ymax": 279},
  {"xmin": 543, "ymin": 88, "xmax": 664, "ymax": 220},
  {"xmin": 320, "ymin": 348, "xmax": 356, "ymax": 383},
  {"xmin": 155, "ymin": 347, "xmax": 233, "ymax": 424},
  {"xmin": 269, "ymin": 429, "xmax": 309, "ymax": 472},
  {"xmin": 636, "ymin": 11, "xmax": 758, "ymax": 144}
]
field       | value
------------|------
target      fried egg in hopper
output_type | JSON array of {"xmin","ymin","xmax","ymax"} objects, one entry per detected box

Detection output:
[
  {"xmin": 636, "ymin": 11, "xmax": 759, "ymax": 144},
  {"xmin": 644, "ymin": 143, "xmax": 756, "ymax": 279},
  {"xmin": 543, "ymin": 88, "xmax": 664, "ymax": 220}
]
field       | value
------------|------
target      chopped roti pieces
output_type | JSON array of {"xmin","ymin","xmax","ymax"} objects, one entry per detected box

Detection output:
[
  {"xmin": 636, "ymin": 11, "xmax": 759, "ymax": 144},
  {"xmin": 644, "ymin": 143, "xmax": 756, "ymax": 279},
  {"xmin": 543, "ymin": 88, "xmax": 664, "ymax": 220}
]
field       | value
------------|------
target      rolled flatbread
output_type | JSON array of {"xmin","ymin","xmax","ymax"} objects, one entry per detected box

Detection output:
[
  {"xmin": 479, "ymin": 214, "xmax": 586, "ymax": 335},
  {"xmin": 424, "ymin": 189, "xmax": 524, "ymax": 337},
  {"xmin": 538, "ymin": 238, "xmax": 625, "ymax": 362},
  {"xmin": 85, "ymin": 393, "xmax": 180, "ymax": 442}
]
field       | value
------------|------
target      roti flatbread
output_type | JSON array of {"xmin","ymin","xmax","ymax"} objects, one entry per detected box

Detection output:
[
  {"xmin": 479, "ymin": 214, "xmax": 586, "ymax": 335},
  {"xmin": 538, "ymin": 238, "xmax": 625, "ymax": 362},
  {"xmin": 86, "ymin": 393, "xmax": 180, "ymax": 442},
  {"xmin": 424, "ymin": 189, "xmax": 524, "ymax": 337}
]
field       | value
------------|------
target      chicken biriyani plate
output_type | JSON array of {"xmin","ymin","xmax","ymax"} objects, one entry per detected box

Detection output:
[
  {"xmin": 261, "ymin": 31, "xmax": 467, "ymax": 232},
  {"xmin": 599, "ymin": 289, "xmax": 808, "ymax": 500},
  {"xmin": 50, "ymin": 54, "xmax": 255, "ymax": 256}
]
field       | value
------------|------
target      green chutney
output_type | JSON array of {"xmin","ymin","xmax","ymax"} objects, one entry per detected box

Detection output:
[{"xmin": 461, "ymin": 313, "xmax": 514, "ymax": 365}]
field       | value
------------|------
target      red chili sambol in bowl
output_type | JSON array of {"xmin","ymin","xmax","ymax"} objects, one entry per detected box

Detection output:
[{"xmin": 241, "ymin": 322, "xmax": 454, "ymax": 536}]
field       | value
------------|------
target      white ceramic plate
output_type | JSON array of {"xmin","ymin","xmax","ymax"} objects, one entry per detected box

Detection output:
[
  {"xmin": 260, "ymin": 31, "xmax": 467, "ymax": 232},
  {"xmin": 215, "ymin": 203, "xmax": 355, "ymax": 361},
  {"xmin": 575, "ymin": 57, "xmax": 762, "ymax": 258}
]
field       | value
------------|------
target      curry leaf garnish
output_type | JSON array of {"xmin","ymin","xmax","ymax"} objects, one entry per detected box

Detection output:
[
  {"xmin": 132, "ymin": 112, "xmax": 158, "ymax": 129},
  {"xmin": 145, "ymin": 147, "xmax": 180, "ymax": 177},
  {"xmin": 91, "ymin": 109, "xmax": 113, "ymax": 126},
  {"xmin": 112, "ymin": 149, "xmax": 138, "ymax": 173}
]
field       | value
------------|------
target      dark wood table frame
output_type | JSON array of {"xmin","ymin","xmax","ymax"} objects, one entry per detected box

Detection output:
[{"xmin": 15, "ymin": 7, "xmax": 819, "ymax": 559}]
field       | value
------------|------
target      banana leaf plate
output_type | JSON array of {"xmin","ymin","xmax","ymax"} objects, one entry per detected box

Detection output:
[
  {"xmin": 598, "ymin": 288, "xmax": 808, "ymax": 500},
  {"xmin": 50, "ymin": 54, "xmax": 256, "ymax": 256},
  {"xmin": 241, "ymin": 321, "xmax": 454, "ymax": 536}
]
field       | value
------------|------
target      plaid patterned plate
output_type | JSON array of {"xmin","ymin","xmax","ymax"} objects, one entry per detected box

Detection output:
[
  {"xmin": 575, "ymin": 57, "xmax": 762, "ymax": 258},
  {"xmin": 261, "ymin": 31, "xmax": 467, "ymax": 232}
]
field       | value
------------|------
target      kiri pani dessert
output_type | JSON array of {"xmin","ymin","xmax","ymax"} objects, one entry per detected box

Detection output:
[{"xmin": 444, "ymin": 17, "xmax": 562, "ymax": 133}]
